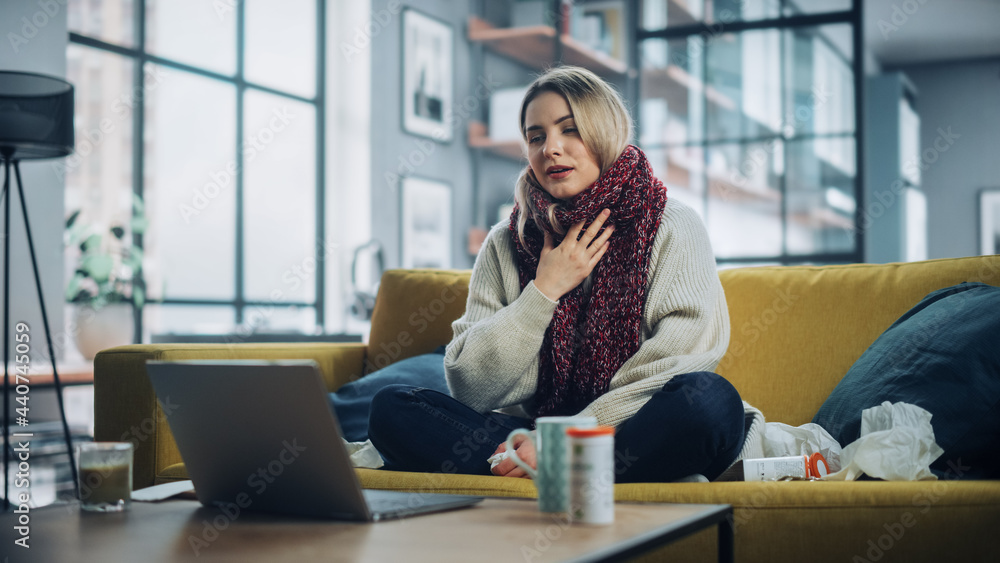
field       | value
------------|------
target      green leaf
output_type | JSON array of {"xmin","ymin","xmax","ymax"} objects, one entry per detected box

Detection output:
[
  {"xmin": 66, "ymin": 222, "xmax": 88, "ymax": 247},
  {"xmin": 65, "ymin": 273, "xmax": 84, "ymax": 300},
  {"xmin": 133, "ymin": 286, "xmax": 145, "ymax": 309},
  {"xmin": 81, "ymin": 233, "xmax": 101, "ymax": 253},
  {"xmin": 70, "ymin": 289, "xmax": 92, "ymax": 303},
  {"xmin": 131, "ymin": 216, "xmax": 148, "ymax": 234},
  {"xmin": 111, "ymin": 226, "xmax": 126, "ymax": 239},
  {"xmin": 65, "ymin": 210, "xmax": 81, "ymax": 229},
  {"xmin": 81, "ymin": 254, "xmax": 114, "ymax": 282}
]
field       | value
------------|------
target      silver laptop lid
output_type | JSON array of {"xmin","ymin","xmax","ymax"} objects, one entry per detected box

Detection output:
[{"xmin": 146, "ymin": 359, "xmax": 373, "ymax": 520}]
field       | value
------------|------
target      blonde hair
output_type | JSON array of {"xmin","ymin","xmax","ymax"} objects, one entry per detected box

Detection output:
[{"xmin": 513, "ymin": 66, "xmax": 633, "ymax": 246}]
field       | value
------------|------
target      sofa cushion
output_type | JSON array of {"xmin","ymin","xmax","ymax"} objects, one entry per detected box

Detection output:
[
  {"xmin": 367, "ymin": 269, "xmax": 471, "ymax": 373},
  {"xmin": 812, "ymin": 282, "xmax": 1000, "ymax": 479}
]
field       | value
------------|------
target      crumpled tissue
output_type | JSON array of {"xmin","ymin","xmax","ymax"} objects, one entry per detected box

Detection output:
[
  {"xmin": 486, "ymin": 430, "xmax": 536, "ymax": 470},
  {"xmin": 487, "ymin": 450, "xmax": 511, "ymax": 470},
  {"xmin": 822, "ymin": 401, "xmax": 944, "ymax": 481},
  {"xmin": 764, "ymin": 421, "xmax": 844, "ymax": 474},
  {"xmin": 344, "ymin": 439, "xmax": 384, "ymax": 469}
]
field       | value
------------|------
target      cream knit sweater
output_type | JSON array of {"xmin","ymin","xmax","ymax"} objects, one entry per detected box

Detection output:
[{"xmin": 444, "ymin": 198, "xmax": 765, "ymax": 464}]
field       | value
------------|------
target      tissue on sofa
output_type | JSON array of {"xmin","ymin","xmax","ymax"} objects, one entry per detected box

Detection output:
[
  {"xmin": 345, "ymin": 439, "xmax": 385, "ymax": 469},
  {"xmin": 763, "ymin": 421, "xmax": 843, "ymax": 473},
  {"xmin": 823, "ymin": 401, "xmax": 944, "ymax": 481}
]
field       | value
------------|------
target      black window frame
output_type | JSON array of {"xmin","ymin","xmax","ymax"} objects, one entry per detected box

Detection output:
[{"xmin": 632, "ymin": 0, "xmax": 864, "ymax": 266}]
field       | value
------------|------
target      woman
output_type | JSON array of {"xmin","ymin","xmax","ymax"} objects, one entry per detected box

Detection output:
[{"xmin": 368, "ymin": 66, "xmax": 765, "ymax": 483}]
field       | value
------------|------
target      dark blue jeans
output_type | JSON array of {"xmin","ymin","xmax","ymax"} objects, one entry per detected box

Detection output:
[
  {"xmin": 368, "ymin": 372, "xmax": 747, "ymax": 483},
  {"xmin": 328, "ymin": 347, "xmax": 449, "ymax": 443}
]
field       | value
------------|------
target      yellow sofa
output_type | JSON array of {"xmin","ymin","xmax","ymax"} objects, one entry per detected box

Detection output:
[{"xmin": 95, "ymin": 257, "xmax": 1000, "ymax": 562}]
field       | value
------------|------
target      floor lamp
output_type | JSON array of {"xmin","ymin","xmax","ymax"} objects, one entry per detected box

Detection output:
[{"xmin": 0, "ymin": 70, "xmax": 78, "ymax": 510}]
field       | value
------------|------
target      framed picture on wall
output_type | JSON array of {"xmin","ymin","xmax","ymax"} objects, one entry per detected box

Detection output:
[
  {"xmin": 401, "ymin": 8, "xmax": 453, "ymax": 142},
  {"xmin": 401, "ymin": 176, "xmax": 452, "ymax": 269},
  {"xmin": 979, "ymin": 188, "xmax": 1000, "ymax": 255}
]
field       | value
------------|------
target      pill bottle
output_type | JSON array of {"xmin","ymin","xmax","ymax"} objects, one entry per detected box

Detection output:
[{"xmin": 566, "ymin": 426, "xmax": 615, "ymax": 525}]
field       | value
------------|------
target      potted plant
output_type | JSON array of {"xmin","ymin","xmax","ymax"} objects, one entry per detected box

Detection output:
[{"xmin": 64, "ymin": 193, "xmax": 148, "ymax": 359}]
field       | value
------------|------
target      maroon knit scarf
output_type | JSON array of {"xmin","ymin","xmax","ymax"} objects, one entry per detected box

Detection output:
[{"xmin": 509, "ymin": 145, "xmax": 668, "ymax": 418}]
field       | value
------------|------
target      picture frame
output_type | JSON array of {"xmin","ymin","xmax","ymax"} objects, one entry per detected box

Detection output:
[
  {"xmin": 979, "ymin": 188, "xmax": 1000, "ymax": 255},
  {"xmin": 401, "ymin": 8, "xmax": 453, "ymax": 142},
  {"xmin": 401, "ymin": 176, "xmax": 452, "ymax": 269}
]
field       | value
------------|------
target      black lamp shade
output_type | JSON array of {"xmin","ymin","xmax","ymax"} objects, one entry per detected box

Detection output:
[{"xmin": 0, "ymin": 70, "xmax": 74, "ymax": 160}]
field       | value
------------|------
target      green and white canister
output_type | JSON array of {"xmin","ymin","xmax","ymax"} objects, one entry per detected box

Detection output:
[{"xmin": 567, "ymin": 426, "xmax": 616, "ymax": 525}]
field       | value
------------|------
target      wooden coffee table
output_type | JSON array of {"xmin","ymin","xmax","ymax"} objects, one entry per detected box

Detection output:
[{"xmin": 1, "ymin": 498, "xmax": 733, "ymax": 562}]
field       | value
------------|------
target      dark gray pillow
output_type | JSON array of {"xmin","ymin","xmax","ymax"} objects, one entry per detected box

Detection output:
[
  {"xmin": 329, "ymin": 346, "xmax": 448, "ymax": 443},
  {"xmin": 812, "ymin": 282, "xmax": 1000, "ymax": 479}
]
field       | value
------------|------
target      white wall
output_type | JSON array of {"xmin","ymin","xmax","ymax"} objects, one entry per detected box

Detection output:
[
  {"xmin": 326, "ymin": 0, "xmax": 373, "ymax": 335},
  {"xmin": 0, "ymin": 1, "xmax": 69, "ymax": 363},
  {"xmin": 893, "ymin": 58, "xmax": 1000, "ymax": 258}
]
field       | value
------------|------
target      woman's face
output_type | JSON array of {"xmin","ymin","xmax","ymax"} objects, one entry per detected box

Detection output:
[{"xmin": 523, "ymin": 91, "xmax": 601, "ymax": 201}]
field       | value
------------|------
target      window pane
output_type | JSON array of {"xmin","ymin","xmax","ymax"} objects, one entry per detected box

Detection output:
[
  {"xmin": 239, "ymin": 305, "xmax": 317, "ymax": 335},
  {"xmin": 144, "ymin": 64, "xmax": 236, "ymax": 299},
  {"xmin": 64, "ymin": 45, "xmax": 134, "ymax": 228},
  {"xmin": 245, "ymin": 0, "xmax": 316, "ymax": 98},
  {"xmin": 641, "ymin": 0, "xmax": 781, "ymax": 29},
  {"xmin": 785, "ymin": 137, "xmax": 856, "ymax": 256},
  {"xmin": 706, "ymin": 29, "xmax": 781, "ymax": 142},
  {"xmin": 645, "ymin": 147, "xmax": 706, "ymax": 220},
  {"xmin": 243, "ymin": 90, "xmax": 316, "ymax": 303},
  {"xmin": 69, "ymin": 0, "xmax": 136, "ymax": 46},
  {"xmin": 146, "ymin": 0, "xmax": 236, "ymax": 75},
  {"xmin": 144, "ymin": 304, "xmax": 236, "ymax": 337},
  {"xmin": 706, "ymin": 142, "xmax": 783, "ymax": 258},
  {"xmin": 785, "ymin": 25, "xmax": 854, "ymax": 137},
  {"xmin": 784, "ymin": 0, "xmax": 852, "ymax": 16},
  {"xmin": 640, "ymin": 0, "xmax": 850, "ymax": 29},
  {"xmin": 640, "ymin": 38, "xmax": 705, "ymax": 145}
]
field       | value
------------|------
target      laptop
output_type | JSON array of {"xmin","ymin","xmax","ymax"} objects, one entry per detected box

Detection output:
[{"xmin": 145, "ymin": 359, "xmax": 483, "ymax": 521}]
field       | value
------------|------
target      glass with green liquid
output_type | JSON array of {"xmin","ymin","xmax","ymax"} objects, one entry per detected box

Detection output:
[{"xmin": 78, "ymin": 442, "xmax": 133, "ymax": 512}]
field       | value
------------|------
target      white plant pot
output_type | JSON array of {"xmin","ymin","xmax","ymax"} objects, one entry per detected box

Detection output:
[{"xmin": 73, "ymin": 303, "xmax": 135, "ymax": 360}]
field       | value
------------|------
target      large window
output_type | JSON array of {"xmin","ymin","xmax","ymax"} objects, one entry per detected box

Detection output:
[
  {"xmin": 66, "ymin": 0, "xmax": 326, "ymax": 340},
  {"xmin": 637, "ymin": 0, "xmax": 861, "ymax": 265}
]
